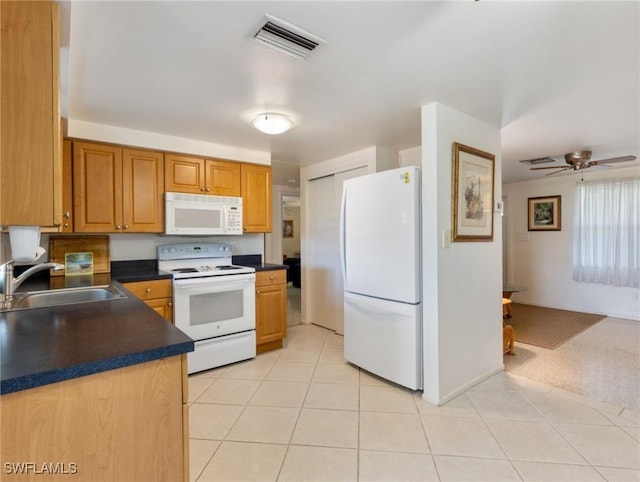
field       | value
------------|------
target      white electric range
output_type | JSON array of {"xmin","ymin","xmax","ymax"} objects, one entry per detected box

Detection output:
[{"xmin": 158, "ymin": 243, "xmax": 256, "ymax": 374}]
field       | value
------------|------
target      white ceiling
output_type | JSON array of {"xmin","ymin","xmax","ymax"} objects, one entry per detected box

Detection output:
[{"xmin": 61, "ymin": 1, "xmax": 639, "ymax": 185}]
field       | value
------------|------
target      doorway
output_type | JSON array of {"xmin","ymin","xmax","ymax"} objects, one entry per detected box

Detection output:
[{"xmin": 282, "ymin": 195, "xmax": 302, "ymax": 326}]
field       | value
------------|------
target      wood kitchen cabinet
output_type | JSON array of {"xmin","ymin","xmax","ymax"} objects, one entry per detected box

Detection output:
[
  {"xmin": 123, "ymin": 279, "xmax": 173, "ymax": 323},
  {"xmin": 73, "ymin": 141, "xmax": 164, "ymax": 233},
  {"xmin": 165, "ymin": 154, "xmax": 241, "ymax": 196},
  {"xmin": 255, "ymin": 269, "xmax": 287, "ymax": 353},
  {"xmin": 60, "ymin": 139, "xmax": 74, "ymax": 232},
  {"xmin": 241, "ymin": 164, "xmax": 273, "ymax": 233},
  {"xmin": 0, "ymin": 0, "xmax": 62, "ymax": 228},
  {"xmin": 1, "ymin": 356, "xmax": 189, "ymax": 481}
]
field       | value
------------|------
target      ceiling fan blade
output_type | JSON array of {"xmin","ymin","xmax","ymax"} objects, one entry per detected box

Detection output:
[
  {"xmin": 545, "ymin": 169, "xmax": 568, "ymax": 176},
  {"xmin": 530, "ymin": 165, "xmax": 567, "ymax": 170},
  {"xmin": 593, "ymin": 155, "xmax": 637, "ymax": 165}
]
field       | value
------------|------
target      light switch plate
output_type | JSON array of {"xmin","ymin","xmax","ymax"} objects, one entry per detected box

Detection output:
[{"xmin": 443, "ymin": 229, "xmax": 452, "ymax": 248}]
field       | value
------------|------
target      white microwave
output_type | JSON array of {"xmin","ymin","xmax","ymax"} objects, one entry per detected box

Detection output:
[{"xmin": 165, "ymin": 192, "xmax": 242, "ymax": 235}]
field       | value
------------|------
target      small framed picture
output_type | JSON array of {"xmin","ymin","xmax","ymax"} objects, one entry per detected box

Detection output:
[
  {"xmin": 65, "ymin": 252, "xmax": 94, "ymax": 276},
  {"xmin": 528, "ymin": 195, "xmax": 561, "ymax": 231},
  {"xmin": 283, "ymin": 220, "xmax": 294, "ymax": 238}
]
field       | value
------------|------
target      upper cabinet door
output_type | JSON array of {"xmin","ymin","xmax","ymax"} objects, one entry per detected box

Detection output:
[
  {"xmin": 204, "ymin": 159, "xmax": 241, "ymax": 197},
  {"xmin": 241, "ymin": 164, "xmax": 272, "ymax": 233},
  {"xmin": 165, "ymin": 154, "xmax": 205, "ymax": 194},
  {"xmin": 0, "ymin": 1, "xmax": 62, "ymax": 227},
  {"xmin": 73, "ymin": 142, "xmax": 123, "ymax": 232},
  {"xmin": 122, "ymin": 148, "xmax": 164, "ymax": 233}
]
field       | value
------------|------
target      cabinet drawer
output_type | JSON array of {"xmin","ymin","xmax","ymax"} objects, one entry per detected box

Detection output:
[
  {"xmin": 255, "ymin": 270, "xmax": 286, "ymax": 287},
  {"xmin": 124, "ymin": 279, "xmax": 172, "ymax": 300}
]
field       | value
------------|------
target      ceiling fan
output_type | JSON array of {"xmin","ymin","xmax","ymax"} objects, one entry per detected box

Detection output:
[{"xmin": 528, "ymin": 150, "xmax": 637, "ymax": 176}]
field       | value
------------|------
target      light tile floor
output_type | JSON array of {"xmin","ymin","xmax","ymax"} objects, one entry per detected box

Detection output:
[{"xmin": 189, "ymin": 324, "xmax": 640, "ymax": 482}]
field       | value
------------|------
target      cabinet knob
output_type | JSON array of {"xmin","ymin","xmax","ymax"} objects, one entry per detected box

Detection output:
[
  {"xmin": 256, "ymin": 290, "xmax": 261, "ymax": 295},
  {"xmin": 205, "ymin": 187, "xmax": 210, "ymax": 192},
  {"xmin": 269, "ymin": 275, "xmax": 275, "ymax": 280},
  {"xmin": 63, "ymin": 223, "xmax": 69, "ymax": 228},
  {"xmin": 168, "ymin": 302, "xmax": 172, "ymax": 307},
  {"xmin": 63, "ymin": 211, "xmax": 70, "ymax": 219},
  {"xmin": 123, "ymin": 225, "xmax": 129, "ymax": 230},
  {"xmin": 200, "ymin": 187, "xmax": 206, "ymax": 192},
  {"xmin": 115, "ymin": 225, "xmax": 122, "ymax": 230},
  {"xmin": 145, "ymin": 288, "xmax": 152, "ymax": 293}
]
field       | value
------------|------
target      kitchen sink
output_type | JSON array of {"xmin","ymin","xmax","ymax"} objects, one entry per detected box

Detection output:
[{"xmin": 7, "ymin": 284, "xmax": 128, "ymax": 311}]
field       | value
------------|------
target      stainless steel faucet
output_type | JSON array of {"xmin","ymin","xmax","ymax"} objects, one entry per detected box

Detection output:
[{"xmin": 0, "ymin": 260, "xmax": 65, "ymax": 308}]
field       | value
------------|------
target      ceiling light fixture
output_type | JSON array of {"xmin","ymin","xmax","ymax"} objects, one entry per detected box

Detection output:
[{"xmin": 251, "ymin": 113, "xmax": 294, "ymax": 135}]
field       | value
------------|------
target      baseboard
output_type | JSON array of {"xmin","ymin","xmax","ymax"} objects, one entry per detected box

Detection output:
[
  {"xmin": 605, "ymin": 312, "xmax": 639, "ymax": 322},
  {"xmin": 421, "ymin": 366, "xmax": 503, "ymax": 406}
]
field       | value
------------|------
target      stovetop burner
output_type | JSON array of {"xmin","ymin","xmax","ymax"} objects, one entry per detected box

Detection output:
[
  {"xmin": 172, "ymin": 268, "xmax": 199, "ymax": 273},
  {"xmin": 157, "ymin": 243, "xmax": 256, "ymax": 279}
]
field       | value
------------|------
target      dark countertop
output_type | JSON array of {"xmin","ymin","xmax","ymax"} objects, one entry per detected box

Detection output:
[
  {"xmin": 232, "ymin": 254, "xmax": 287, "ymax": 272},
  {"xmin": 245, "ymin": 263, "xmax": 288, "ymax": 272},
  {"xmin": 0, "ymin": 255, "xmax": 286, "ymax": 394},
  {"xmin": 1, "ymin": 274, "xmax": 193, "ymax": 395},
  {"xmin": 111, "ymin": 259, "xmax": 173, "ymax": 282}
]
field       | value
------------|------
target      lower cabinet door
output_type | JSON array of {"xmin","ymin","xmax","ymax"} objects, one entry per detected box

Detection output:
[
  {"xmin": 145, "ymin": 298, "xmax": 173, "ymax": 323},
  {"xmin": 256, "ymin": 284, "xmax": 286, "ymax": 345}
]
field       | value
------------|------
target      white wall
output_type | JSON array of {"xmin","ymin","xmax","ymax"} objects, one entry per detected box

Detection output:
[
  {"xmin": 400, "ymin": 146, "xmax": 421, "ymax": 167},
  {"xmin": 421, "ymin": 102, "xmax": 503, "ymax": 405},
  {"xmin": 503, "ymin": 166, "xmax": 640, "ymax": 321},
  {"xmin": 4, "ymin": 233, "xmax": 265, "ymax": 263},
  {"xmin": 108, "ymin": 234, "xmax": 264, "ymax": 260}
]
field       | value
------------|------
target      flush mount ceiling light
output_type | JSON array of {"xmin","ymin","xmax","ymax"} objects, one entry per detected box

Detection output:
[{"xmin": 251, "ymin": 113, "xmax": 294, "ymax": 135}]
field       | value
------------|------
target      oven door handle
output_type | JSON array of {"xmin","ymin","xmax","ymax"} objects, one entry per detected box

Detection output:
[{"xmin": 173, "ymin": 273, "xmax": 256, "ymax": 289}]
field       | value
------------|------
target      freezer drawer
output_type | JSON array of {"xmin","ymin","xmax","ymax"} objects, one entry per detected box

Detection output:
[{"xmin": 344, "ymin": 291, "xmax": 422, "ymax": 390}]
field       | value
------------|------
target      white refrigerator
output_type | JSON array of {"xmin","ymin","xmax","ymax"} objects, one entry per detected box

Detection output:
[{"xmin": 340, "ymin": 166, "xmax": 422, "ymax": 390}]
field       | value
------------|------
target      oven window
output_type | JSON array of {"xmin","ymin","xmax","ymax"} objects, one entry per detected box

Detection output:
[
  {"xmin": 175, "ymin": 208, "xmax": 221, "ymax": 229},
  {"xmin": 189, "ymin": 290, "xmax": 243, "ymax": 325}
]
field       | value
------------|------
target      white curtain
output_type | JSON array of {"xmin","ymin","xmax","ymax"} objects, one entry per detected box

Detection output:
[{"xmin": 573, "ymin": 177, "xmax": 640, "ymax": 288}]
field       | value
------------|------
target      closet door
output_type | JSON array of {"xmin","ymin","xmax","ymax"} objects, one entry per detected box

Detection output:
[
  {"xmin": 306, "ymin": 166, "xmax": 367, "ymax": 334},
  {"xmin": 307, "ymin": 175, "xmax": 337, "ymax": 331}
]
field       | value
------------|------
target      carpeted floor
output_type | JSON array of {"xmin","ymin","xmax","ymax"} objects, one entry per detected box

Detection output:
[
  {"xmin": 504, "ymin": 316, "xmax": 640, "ymax": 411},
  {"xmin": 507, "ymin": 303, "xmax": 606, "ymax": 349}
]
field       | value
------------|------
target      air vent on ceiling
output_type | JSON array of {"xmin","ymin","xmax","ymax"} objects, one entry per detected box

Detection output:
[
  {"xmin": 253, "ymin": 14, "xmax": 326, "ymax": 59},
  {"xmin": 519, "ymin": 157, "xmax": 556, "ymax": 165}
]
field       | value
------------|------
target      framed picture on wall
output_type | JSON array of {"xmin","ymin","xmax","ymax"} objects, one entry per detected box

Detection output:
[
  {"xmin": 528, "ymin": 195, "xmax": 561, "ymax": 231},
  {"xmin": 283, "ymin": 220, "xmax": 294, "ymax": 238},
  {"xmin": 452, "ymin": 142, "xmax": 495, "ymax": 241}
]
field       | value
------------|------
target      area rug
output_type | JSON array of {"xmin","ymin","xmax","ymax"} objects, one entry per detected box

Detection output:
[{"xmin": 508, "ymin": 303, "xmax": 606, "ymax": 350}]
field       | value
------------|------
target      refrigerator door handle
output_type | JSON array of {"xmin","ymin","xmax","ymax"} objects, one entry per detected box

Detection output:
[
  {"xmin": 345, "ymin": 295, "xmax": 417, "ymax": 317},
  {"xmin": 339, "ymin": 186, "xmax": 348, "ymax": 284}
]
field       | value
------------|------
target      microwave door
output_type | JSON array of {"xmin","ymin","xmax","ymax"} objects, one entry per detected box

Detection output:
[
  {"xmin": 169, "ymin": 203, "xmax": 224, "ymax": 235},
  {"xmin": 164, "ymin": 192, "xmax": 243, "ymax": 235}
]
